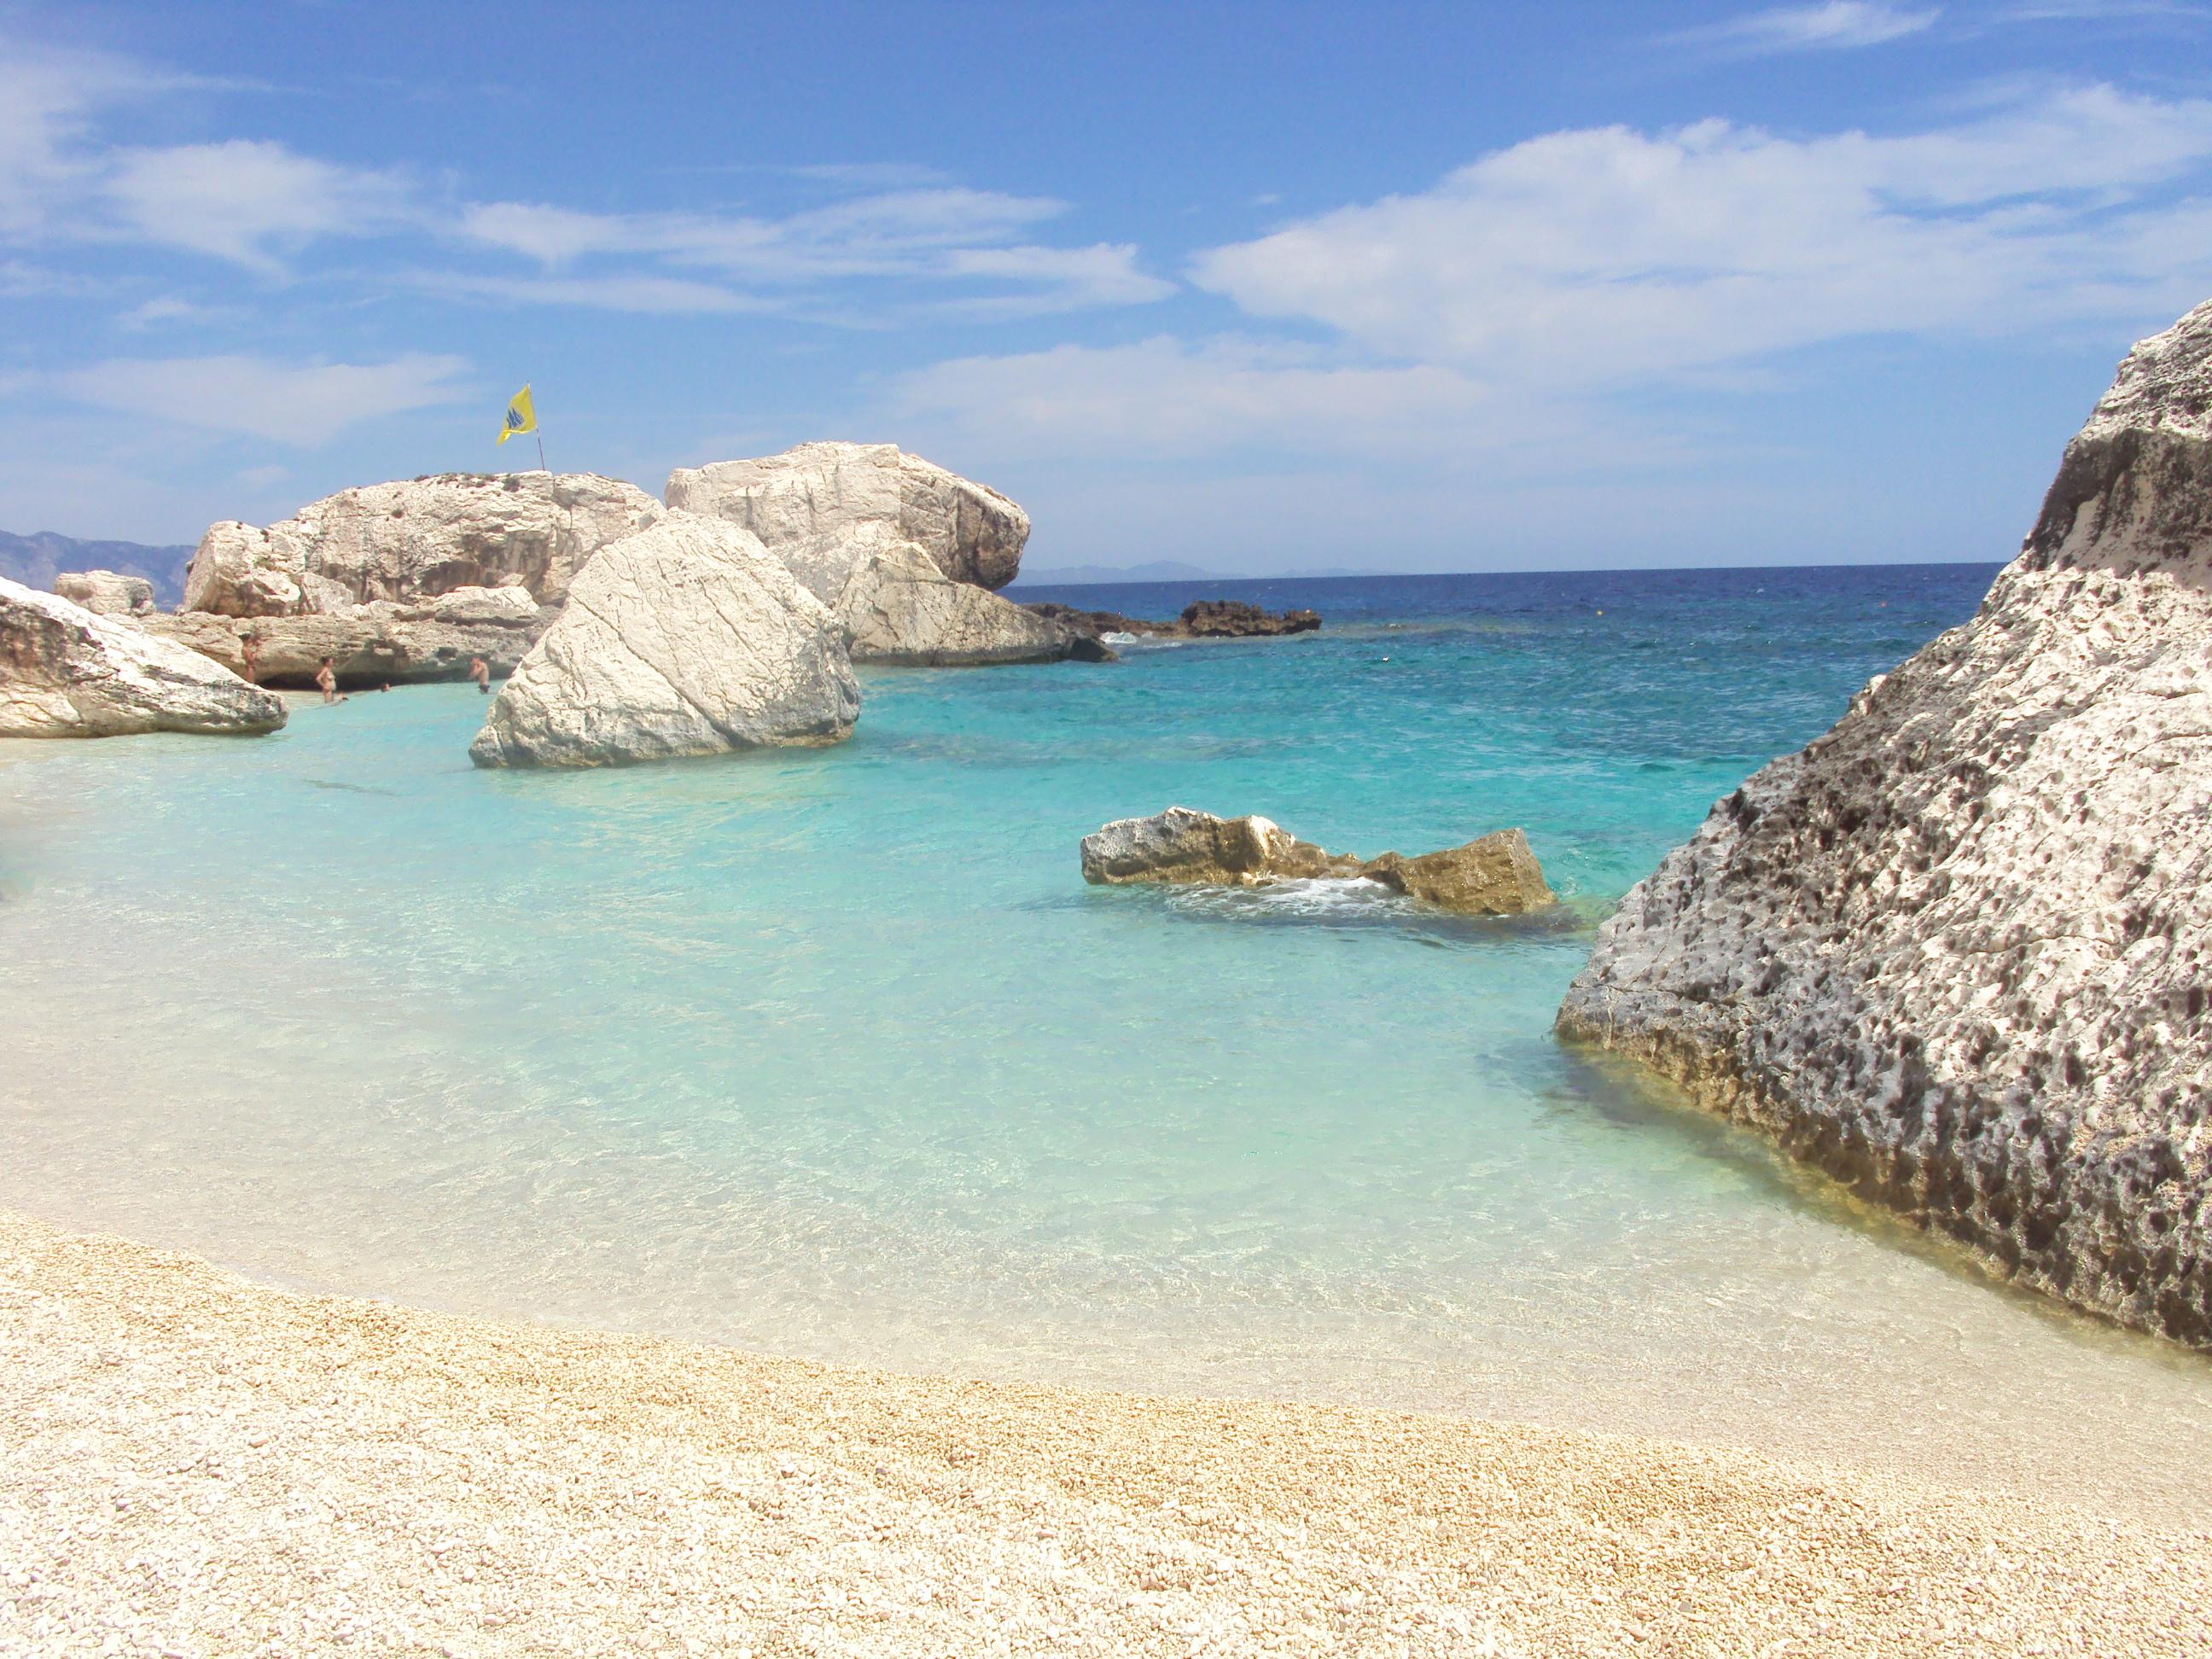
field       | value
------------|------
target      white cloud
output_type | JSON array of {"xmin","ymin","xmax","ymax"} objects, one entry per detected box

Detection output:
[
  {"xmin": 102, "ymin": 141, "xmax": 416, "ymax": 272},
  {"xmin": 888, "ymin": 335, "xmax": 1692, "ymax": 470},
  {"xmin": 405, "ymin": 269, "xmax": 771, "ymax": 315},
  {"xmin": 54, "ymin": 353, "xmax": 472, "ymax": 444},
  {"xmin": 1188, "ymin": 86, "xmax": 2212, "ymax": 389},
  {"xmin": 1674, "ymin": 3, "xmax": 1941, "ymax": 55},
  {"xmin": 938, "ymin": 244, "xmax": 1178, "ymax": 312}
]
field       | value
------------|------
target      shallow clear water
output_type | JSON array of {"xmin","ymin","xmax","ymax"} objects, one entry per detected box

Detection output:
[{"xmin": 5, "ymin": 566, "xmax": 2209, "ymax": 1524}]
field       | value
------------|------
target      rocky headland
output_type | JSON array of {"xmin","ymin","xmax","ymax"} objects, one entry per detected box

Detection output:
[
  {"xmin": 1024, "ymin": 598, "xmax": 1322, "ymax": 642},
  {"xmin": 1082, "ymin": 806, "xmax": 1555, "ymax": 915},
  {"xmin": 469, "ymin": 514, "xmax": 860, "ymax": 769},
  {"xmin": 160, "ymin": 472, "xmax": 661, "ymax": 689},
  {"xmin": 669, "ymin": 442, "xmax": 1092, "ymax": 666},
  {"xmin": 0, "ymin": 578, "xmax": 284, "ymax": 738},
  {"xmin": 1557, "ymin": 297, "xmax": 2212, "ymax": 1346}
]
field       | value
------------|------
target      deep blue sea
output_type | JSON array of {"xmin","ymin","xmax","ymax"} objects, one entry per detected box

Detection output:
[{"xmin": 6, "ymin": 562, "xmax": 2209, "ymax": 1522}]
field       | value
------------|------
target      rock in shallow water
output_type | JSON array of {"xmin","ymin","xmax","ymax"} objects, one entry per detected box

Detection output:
[
  {"xmin": 143, "ymin": 587, "xmax": 549, "ymax": 688},
  {"xmin": 667, "ymin": 441, "xmax": 1030, "ymax": 596},
  {"xmin": 183, "ymin": 472, "xmax": 662, "ymax": 618},
  {"xmin": 1557, "ymin": 296, "xmax": 2212, "ymax": 1346},
  {"xmin": 469, "ymin": 514, "xmax": 859, "ymax": 769},
  {"xmin": 0, "ymin": 578, "xmax": 285, "ymax": 737},
  {"xmin": 835, "ymin": 537, "xmax": 1101, "ymax": 666},
  {"xmin": 1080, "ymin": 806, "xmax": 1553, "ymax": 915}
]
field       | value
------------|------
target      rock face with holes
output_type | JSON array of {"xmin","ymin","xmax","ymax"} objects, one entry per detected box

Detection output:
[
  {"xmin": 469, "ymin": 514, "xmax": 859, "ymax": 768},
  {"xmin": 1558, "ymin": 298, "xmax": 2212, "ymax": 1346},
  {"xmin": 1080, "ymin": 807, "xmax": 1554, "ymax": 915},
  {"xmin": 143, "ymin": 587, "xmax": 549, "ymax": 689},
  {"xmin": 833, "ymin": 535, "xmax": 1098, "ymax": 666},
  {"xmin": 666, "ymin": 442, "xmax": 1030, "ymax": 597},
  {"xmin": 53, "ymin": 570, "xmax": 155, "ymax": 616},
  {"xmin": 0, "ymin": 578, "xmax": 286, "ymax": 737},
  {"xmin": 183, "ymin": 473, "xmax": 662, "ymax": 618}
]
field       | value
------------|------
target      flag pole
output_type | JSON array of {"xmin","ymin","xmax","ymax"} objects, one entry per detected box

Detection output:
[{"xmin": 536, "ymin": 433, "xmax": 548, "ymax": 474}]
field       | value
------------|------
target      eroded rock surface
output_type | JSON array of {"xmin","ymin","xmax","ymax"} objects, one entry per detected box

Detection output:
[
  {"xmin": 1558, "ymin": 298, "xmax": 2212, "ymax": 1346},
  {"xmin": 1080, "ymin": 807, "xmax": 1553, "ymax": 915},
  {"xmin": 144, "ymin": 588, "xmax": 550, "ymax": 688},
  {"xmin": 53, "ymin": 570, "xmax": 154, "ymax": 616},
  {"xmin": 469, "ymin": 514, "xmax": 859, "ymax": 769},
  {"xmin": 667, "ymin": 442, "xmax": 1029, "ymax": 596},
  {"xmin": 183, "ymin": 474, "xmax": 662, "ymax": 618},
  {"xmin": 836, "ymin": 539, "xmax": 1100, "ymax": 666},
  {"xmin": 0, "ymin": 578, "xmax": 285, "ymax": 737}
]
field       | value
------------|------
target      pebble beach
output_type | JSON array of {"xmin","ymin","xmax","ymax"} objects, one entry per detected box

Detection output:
[{"xmin": 6, "ymin": 1208, "xmax": 2209, "ymax": 1658}]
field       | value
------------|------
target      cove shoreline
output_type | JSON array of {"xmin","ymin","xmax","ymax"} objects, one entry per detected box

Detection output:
[{"xmin": 4, "ymin": 1207, "xmax": 2210, "ymax": 1656}]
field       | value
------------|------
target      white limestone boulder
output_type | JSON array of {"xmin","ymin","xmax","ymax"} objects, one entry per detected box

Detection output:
[
  {"xmin": 0, "ymin": 578, "xmax": 285, "ymax": 737},
  {"xmin": 469, "ymin": 513, "xmax": 860, "ymax": 769},
  {"xmin": 834, "ymin": 537, "xmax": 1086, "ymax": 666},
  {"xmin": 53, "ymin": 570, "xmax": 154, "ymax": 616},
  {"xmin": 183, "ymin": 473, "xmax": 662, "ymax": 618},
  {"xmin": 1557, "ymin": 296, "xmax": 2212, "ymax": 1346},
  {"xmin": 666, "ymin": 441, "xmax": 1029, "ymax": 597}
]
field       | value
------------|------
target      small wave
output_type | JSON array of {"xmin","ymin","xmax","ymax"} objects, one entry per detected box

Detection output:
[{"xmin": 1163, "ymin": 876, "xmax": 1415, "ymax": 923}]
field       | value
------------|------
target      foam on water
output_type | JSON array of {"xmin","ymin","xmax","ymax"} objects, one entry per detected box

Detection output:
[{"xmin": 4, "ymin": 566, "xmax": 2209, "ymax": 1525}]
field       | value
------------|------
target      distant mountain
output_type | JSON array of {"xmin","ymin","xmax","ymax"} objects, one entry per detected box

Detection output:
[
  {"xmin": 0, "ymin": 531, "xmax": 195, "ymax": 608},
  {"xmin": 1010, "ymin": 559, "xmax": 1368, "ymax": 587},
  {"xmin": 1009, "ymin": 559, "xmax": 1225, "ymax": 587}
]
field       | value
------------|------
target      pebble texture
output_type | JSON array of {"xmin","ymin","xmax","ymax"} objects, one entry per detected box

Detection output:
[
  {"xmin": 51, "ymin": 571, "xmax": 154, "ymax": 617},
  {"xmin": 836, "ymin": 538, "xmax": 1088, "ymax": 666},
  {"xmin": 0, "ymin": 579, "xmax": 285, "ymax": 738},
  {"xmin": 4, "ymin": 1209, "xmax": 2209, "ymax": 1658},
  {"xmin": 144, "ymin": 589, "xmax": 549, "ymax": 688},
  {"xmin": 183, "ymin": 474, "xmax": 662, "ymax": 618},
  {"xmin": 667, "ymin": 442, "xmax": 1030, "ymax": 597},
  {"xmin": 469, "ymin": 514, "xmax": 859, "ymax": 769},
  {"xmin": 1557, "ymin": 298, "xmax": 2212, "ymax": 1345},
  {"xmin": 1081, "ymin": 807, "xmax": 1555, "ymax": 915}
]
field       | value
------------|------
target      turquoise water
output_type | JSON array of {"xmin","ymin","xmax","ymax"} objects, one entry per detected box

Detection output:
[{"xmin": 5, "ymin": 565, "xmax": 2210, "ymax": 1522}]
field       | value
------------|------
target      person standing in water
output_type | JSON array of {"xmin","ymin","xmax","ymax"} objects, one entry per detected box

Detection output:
[
  {"xmin": 469, "ymin": 655, "xmax": 492, "ymax": 694},
  {"xmin": 315, "ymin": 655, "xmax": 346, "ymax": 704},
  {"xmin": 240, "ymin": 632, "xmax": 261, "ymax": 684}
]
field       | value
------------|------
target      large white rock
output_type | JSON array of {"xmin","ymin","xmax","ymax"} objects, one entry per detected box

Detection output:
[
  {"xmin": 144, "ymin": 590, "xmax": 550, "ymax": 688},
  {"xmin": 0, "ymin": 578, "xmax": 285, "ymax": 737},
  {"xmin": 1557, "ymin": 297, "xmax": 2212, "ymax": 1345},
  {"xmin": 666, "ymin": 442, "xmax": 1029, "ymax": 598},
  {"xmin": 834, "ymin": 536, "xmax": 1085, "ymax": 666},
  {"xmin": 53, "ymin": 570, "xmax": 154, "ymax": 616},
  {"xmin": 469, "ymin": 514, "xmax": 860, "ymax": 769},
  {"xmin": 183, "ymin": 472, "xmax": 662, "ymax": 618}
]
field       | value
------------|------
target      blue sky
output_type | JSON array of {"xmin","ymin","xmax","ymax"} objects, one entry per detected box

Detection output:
[{"xmin": 2, "ymin": 0, "xmax": 2209, "ymax": 572}]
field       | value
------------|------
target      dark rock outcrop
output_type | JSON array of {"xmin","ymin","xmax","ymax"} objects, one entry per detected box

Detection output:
[{"xmin": 1024, "ymin": 600, "xmax": 1320, "ymax": 641}]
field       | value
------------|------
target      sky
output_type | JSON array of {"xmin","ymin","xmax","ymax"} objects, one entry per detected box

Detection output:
[{"xmin": 1, "ymin": 0, "xmax": 2209, "ymax": 573}]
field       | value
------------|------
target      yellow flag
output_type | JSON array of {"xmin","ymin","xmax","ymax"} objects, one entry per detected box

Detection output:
[{"xmin": 497, "ymin": 384, "xmax": 536, "ymax": 445}]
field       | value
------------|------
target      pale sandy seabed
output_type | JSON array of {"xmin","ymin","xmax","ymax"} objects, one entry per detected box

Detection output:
[{"xmin": 4, "ymin": 1209, "xmax": 2209, "ymax": 1659}]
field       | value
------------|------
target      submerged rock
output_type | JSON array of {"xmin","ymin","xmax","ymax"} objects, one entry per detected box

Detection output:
[
  {"xmin": 0, "ymin": 578, "xmax": 285, "ymax": 737},
  {"xmin": 1557, "ymin": 297, "xmax": 2212, "ymax": 1347},
  {"xmin": 1024, "ymin": 599, "xmax": 1321, "ymax": 641},
  {"xmin": 666, "ymin": 441, "xmax": 1029, "ymax": 596},
  {"xmin": 469, "ymin": 514, "xmax": 859, "ymax": 769},
  {"xmin": 183, "ymin": 473, "xmax": 662, "ymax": 618},
  {"xmin": 143, "ymin": 587, "xmax": 550, "ymax": 688},
  {"xmin": 1080, "ymin": 806, "xmax": 1553, "ymax": 915},
  {"xmin": 835, "ymin": 537, "xmax": 1103, "ymax": 666},
  {"xmin": 53, "ymin": 570, "xmax": 154, "ymax": 616}
]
